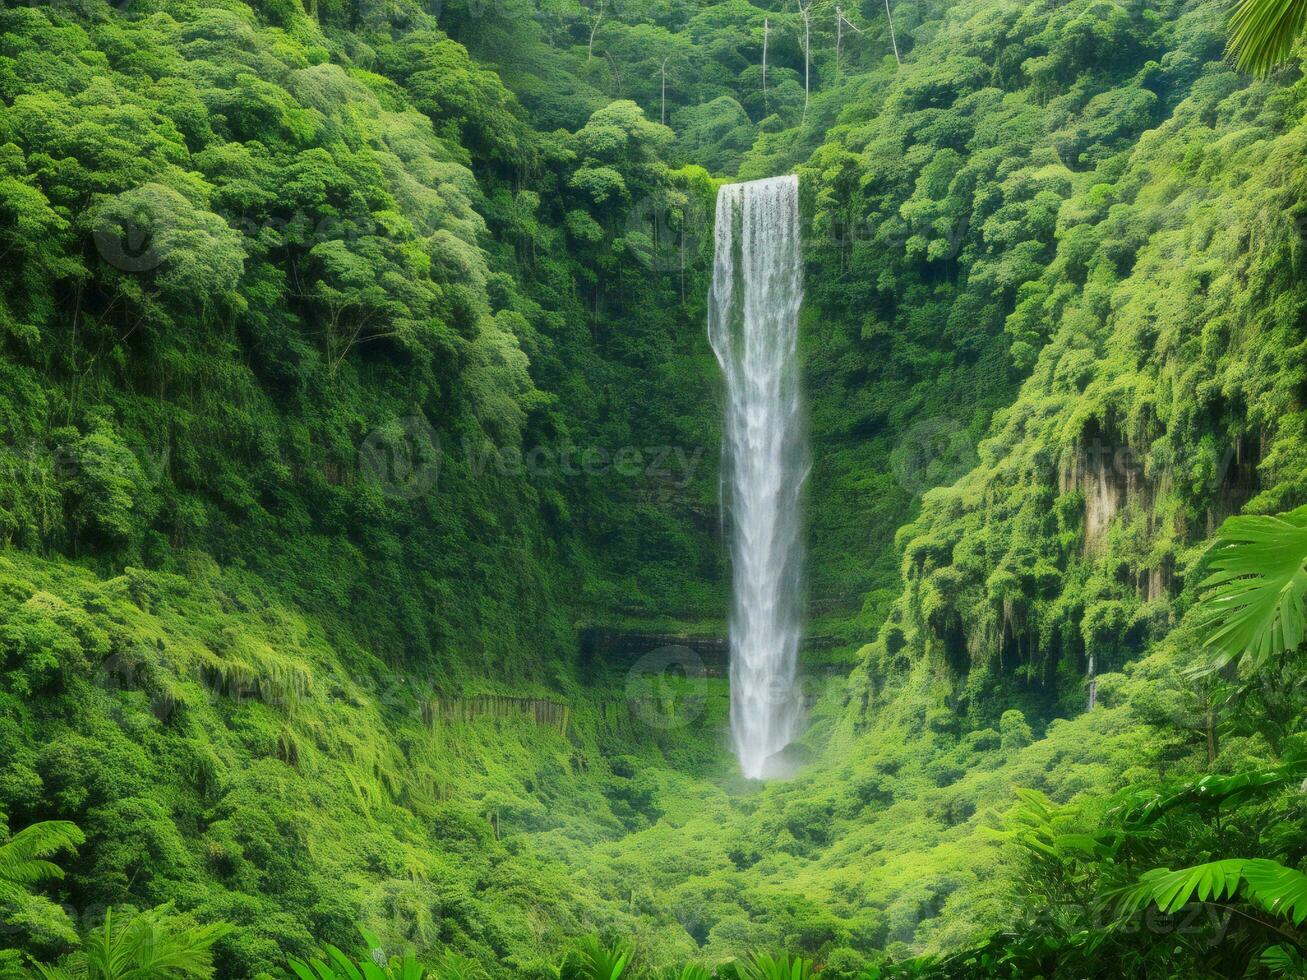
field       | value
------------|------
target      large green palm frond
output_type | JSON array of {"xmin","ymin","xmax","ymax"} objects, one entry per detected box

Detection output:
[
  {"xmin": 289, "ymin": 945, "xmax": 382, "ymax": 980},
  {"xmin": 558, "ymin": 938, "xmax": 631, "ymax": 980},
  {"xmin": 1261, "ymin": 944, "xmax": 1307, "ymax": 976},
  {"xmin": 662, "ymin": 967, "xmax": 712, "ymax": 980},
  {"xmin": 68, "ymin": 906, "xmax": 231, "ymax": 980},
  {"xmin": 355, "ymin": 927, "xmax": 427, "ymax": 980},
  {"xmin": 1107, "ymin": 760, "xmax": 1307, "ymax": 828},
  {"xmin": 287, "ymin": 958, "xmax": 343, "ymax": 980},
  {"xmin": 1229, "ymin": 0, "xmax": 1307, "ymax": 77},
  {"xmin": 0, "ymin": 819, "xmax": 83, "ymax": 900},
  {"xmin": 1117, "ymin": 858, "xmax": 1307, "ymax": 926},
  {"xmin": 1193, "ymin": 506, "xmax": 1307, "ymax": 670}
]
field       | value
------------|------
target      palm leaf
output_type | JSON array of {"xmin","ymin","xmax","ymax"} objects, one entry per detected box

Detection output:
[
  {"xmin": 1261, "ymin": 944, "xmax": 1307, "ymax": 976},
  {"xmin": 1118, "ymin": 858, "xmax": 1307, "ymax": 927},
  {"xmin": 143, "ymin": 913, "xmax": 229, "ymax": 979},
  {"xmin": 1228, "ymin": 0, "xmax": 1307, "ymax": 75},
  {"xmin": 322, "ymin": 946, "xmax": 366, "ymax": 980},
  {"xmin": 288, "ymin": 959, "xmax": 332, "ymax": 980},
  {"xmin": 29, "ymin": 964, "xmax": 79, "ymax": 980},
  {"xmin": 662, "ymin": 967, "xmax": 712, "ymax": 980},
  {"xmin": 0, "ymin": 820, "xmax": 83, "ymax": 888},
  {"xmin": 1108, "ymin": 761, "xmax": 1307, "ymax": 827},
  {"xmin": 1193, "ymin": 507, "xmax": 1307, "ymax": 670},
  {"xmin": 560, "ymin": 939, "xmax": 631, "ymax": 980},
  {"xmin": 1244, "ymin": 860, "xmax": 1307, "ymax": 925},
  {"xmin": 290, "ymin": 929, "xmax": 428, "ymax": 980},
  {"xmin": 366, "ymin": 937, "xmax": 424, "ymax": 980},
  {"xmin": 40, "ymin": 905, "xmax": 234, "ymax": 980}
]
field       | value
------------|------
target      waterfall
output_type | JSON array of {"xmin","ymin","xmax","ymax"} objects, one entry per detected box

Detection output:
[{"xmin": 707, "ymin": 175, "xmax": 807, "ymax": 780}]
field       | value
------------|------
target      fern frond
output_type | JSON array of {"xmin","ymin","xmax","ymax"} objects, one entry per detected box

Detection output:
[{"xmin": 0, "ymin": 820, "xmax": 83, "ymax": 889}]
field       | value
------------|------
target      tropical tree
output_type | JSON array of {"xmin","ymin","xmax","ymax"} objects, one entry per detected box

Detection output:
[
  {"xmin": 30, "ymin": 906, "xmax": 231, "ymax": 980},
  {"xmin": 0, "ymin": 817, "xmax": 84, "ymax": 976}
]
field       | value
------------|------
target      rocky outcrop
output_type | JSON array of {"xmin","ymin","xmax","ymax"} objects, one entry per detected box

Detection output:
[{"xmin": 1058, "ymin": 422, "xmax": 1153, "ymax": 553}]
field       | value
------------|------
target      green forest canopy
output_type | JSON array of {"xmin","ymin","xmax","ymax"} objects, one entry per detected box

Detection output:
[{"xmin": 1, "ymin": 0, "xmax": 1306, "ymax": 976}]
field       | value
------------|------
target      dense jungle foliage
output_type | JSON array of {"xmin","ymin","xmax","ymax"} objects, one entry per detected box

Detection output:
[{"xmin": 1, "ymin": 0, "xmax": 1306, "ymax": 975}]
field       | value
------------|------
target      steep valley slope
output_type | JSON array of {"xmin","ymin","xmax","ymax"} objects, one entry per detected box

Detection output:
[{"xmin": 0, "ymin": 0, "xmax": 1305, "ymax": 975}]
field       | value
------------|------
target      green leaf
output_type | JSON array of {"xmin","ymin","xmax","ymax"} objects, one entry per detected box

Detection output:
[
  {"xmin": 1109, "ymin": 761, "xmax": 1307, "ymax": 828},
  {"xmin": 0, "ymin": 820, "xmax": 83, "ymax": 890},
  {"xmin": 1118, "ymin": 858, "xmax": 1307, "ymax": 927},
  {"xmin": 560, "ymin": 939, "xmax": 631, "ymax": 980},
  {"xmin": 1194, "ymin": 507, "xmax": 1307, "ymax": 670},
  {"xmin": 1228, "ymin": 0, "xmax": 1307, "ymax": 76},
  {"xmin": 1261, "ymin": 944, "xmax": 1307, "ymax": 976},
  {"xmin": 323, "ymin": 946, "xmax": 366, "ymax": 980},
  {"xmin": 288, "ymin": 959, "xmax": 327, "ymax": 980}
]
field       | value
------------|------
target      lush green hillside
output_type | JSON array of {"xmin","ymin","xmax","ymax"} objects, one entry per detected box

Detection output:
[{"xmin": 2, "ymin": 0, "xmax": 1307, "ymax": 976}]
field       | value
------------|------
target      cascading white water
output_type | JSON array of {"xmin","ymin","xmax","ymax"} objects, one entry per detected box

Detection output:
[{"xmin": 707, "ymin": 175, "xmax": 808, "ymax": 780}]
